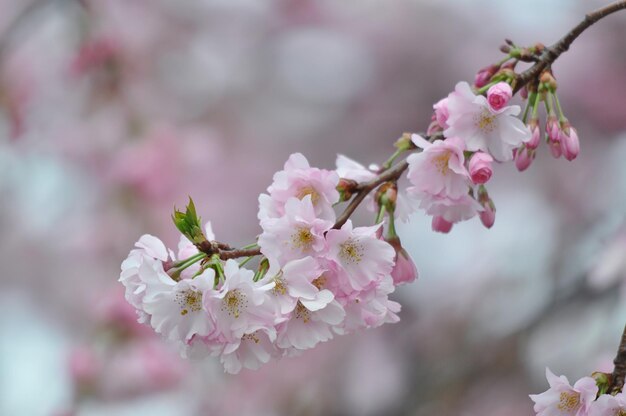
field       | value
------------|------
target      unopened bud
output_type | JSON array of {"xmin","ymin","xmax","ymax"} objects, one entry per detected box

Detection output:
[
  {"xmin": 539, "ymin": 71, "xmax": 557, "ymax": 92},
  {"xmin": 376, "ymin": 181, "xmax": 398, "ymax": 212},
  {"xmin": 337, "ymin": 178, "xmax": 358, "ymax": 202},
  {"xmin": 514, "ymin": 145, "xmax": 535, "ymax": 172},
  {"xmin": 526, "ymin": 118, "xmax": 541, "ymax": 149},
  {"xmin": 477, "ymin": 186, "xmax": 496, "ymax": 229},
  {"xmin": 468, "ymin": 152, "xmax": 494, "ymax": 184},
  {"xmin": 474, "ymin": 64, "xmax": 499, "ymax": 88},
  {"xmin": 560, "ymin": 120, "xmax": 580, "ymax": 161},
  {"xmin": 395, "ymin": 132, "xmax": 415, "ymax": 151}
]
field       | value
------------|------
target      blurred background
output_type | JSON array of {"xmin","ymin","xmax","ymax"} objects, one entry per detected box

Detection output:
[{"xmin": 1, "ymin": 0, "xmax": 625, "ymax": 415}]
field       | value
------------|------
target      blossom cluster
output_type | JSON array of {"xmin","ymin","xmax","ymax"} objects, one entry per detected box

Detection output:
[
  {"xmin": 530, "ymin": 368, "xmax": 625, "ymax": 416},
  {"xmin": 119, "ymin": 65, "xmax": 583, "ymax": 373},
  {"xmin": 120, "ymin": 153, "xmax": 417, "ymax": 373}
]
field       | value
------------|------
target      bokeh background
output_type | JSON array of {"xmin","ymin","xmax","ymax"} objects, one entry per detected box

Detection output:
[{"xmin": 1, "ymin": 0, "xmax": 626, "ymax": 415}]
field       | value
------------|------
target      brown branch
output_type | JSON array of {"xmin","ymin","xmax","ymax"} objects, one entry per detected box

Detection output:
[
  {"xmin": 609, "ymin": 324, "xmax": 626, "ymax": 394},
  {"xmin": 514, "ymin": 0, "xmax": 626, "ymax": 93}
]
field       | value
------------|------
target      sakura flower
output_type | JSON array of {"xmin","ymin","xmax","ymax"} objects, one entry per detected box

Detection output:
[
  {"xmin": 276, "ymin": 299, "xmax": 345, "ymax": 351},
  {"xmin": 417, "ymin": 191, "xmax": 483, "ymax": 224},
  {"xmin": 142, "ymin": 268, "xmax": 216, "ymax": 342},
  {"xmin": 406, "ymin": 135, "xmax": 471, "ymax": 199},
  {"xmin": 589, "ymin": 393, "xmax": 626, "ymax": 416},
  {"xmin": 529, "ymin": 368, "xmax": 598, "ymax": 416},
  {"xmin": 258, "ymin": 196, "xmax": 332, "ymax": 265},
  {"xmin": 263, "ymin": 256, "xmax": 333, "ymax": 314},
  {"xmin": 119, "ymin": 234, "xmax": 174, "ymax": 323},
  {"xmin": 220, "ymin": 328, "xmax": 278, "ymax": 374},
  {"xmin": 259, "ymin": 152, "xmax": 339, "ymax": 221},
  {"xmin": 324, "ymin": 221, "xmax": 395, "ymax": 291},
  {"xmin": 204, "ymin": 260, "xmax": 278, "ymax": 342},
  {"xmin": 336, "ymin": 275, "xmax": 400, "ymax": 334},
  {"xmin": 433, "ymin": 97, "xmax": 450, "ymax": 129},
  {"xmin": 445, "ymin": 81, "xmax": 531, "ymax": 161}
]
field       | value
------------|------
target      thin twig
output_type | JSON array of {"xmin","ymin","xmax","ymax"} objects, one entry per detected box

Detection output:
[
  {"xmin": 609, "ymin": 324, "xmax": 626, "ymax": 394},
  {"xmin": 514, "ymin": 1, "xmax": 626, "ymax": 93}
]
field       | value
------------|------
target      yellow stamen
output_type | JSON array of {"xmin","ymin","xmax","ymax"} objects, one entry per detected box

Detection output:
[
  {"xmin": 557, "ymin": 391, "xmax": 580, "ymax": 412},
  {"xmin": 339, "ymin": 239, "xmax": 363, "ymax": 264},
  {"xmin": 175, "ymin": 289, "xmax": 202, "ymax": 316}
]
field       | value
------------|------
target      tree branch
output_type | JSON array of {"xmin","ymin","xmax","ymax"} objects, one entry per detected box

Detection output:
[
  {"xmin": 514, "ymin": 0, "xmax": 626, "ymax": 93},
  {"xmin": 609, "ymin": 324, "xmax": 626, "ymax": 394}
]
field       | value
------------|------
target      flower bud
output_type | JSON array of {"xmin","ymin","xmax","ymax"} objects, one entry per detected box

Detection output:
[
  {"xmin": 431, "ymin": 216, "xmax": 453, "ymax": 234},
  {"xmin": 337, "ymin": 178, "xmax": 358, "ymax": 202},
  {"xmin": 387, "ymin": 236, "xmax": 418, "ymax": 285},
  {"xmin": 526, "ymin": 118, "xmax": 541, "ymax": 149},
  {"xmin": 487, "ymin": 82, "xmax": 513, "ymax": 111},
  {"xmin": 394, "ymin": 132, "xmax": 415, "ymax": 151},
  {"xmin": 474, "ymin": 64, "xmax": 499, "ymax": 88},
  {"xmin": 514, "ymin": 145, "xmax": 534, "ymax": 172},
  {"xmin": 546, "ymin": 114, "xmax": 560, "ymax": 143},
  {"xmin": 477, "ymin": 186, "xmax": 496, "ymax": 229},
  {"xmin": 433, "ymin": 97, "xmax": 450, "ymax": 128},
  {"xmin": 560, "ymin": 121, "xmax": 580, "ymax": 161},
  {"xmin": 468, "ymin": 152, "xmax": 494, "ymax": 184},
  {"xmin": 376, "ymin": 181, "xmax": 398, "ymax": 212},
  {"xmin": 479, "ymin": 203, "xmax": 496, "ymax": 229}
]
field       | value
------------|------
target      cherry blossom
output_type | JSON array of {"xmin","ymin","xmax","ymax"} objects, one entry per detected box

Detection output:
[{"xmin": 529, "ymin": 368, "xmax": 598, "ymax": 416}]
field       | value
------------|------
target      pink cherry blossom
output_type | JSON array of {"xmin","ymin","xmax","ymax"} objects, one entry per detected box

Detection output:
[
  {"xmin": 324, "ymin": 221, "xmax": 396, "ymax": 291},
  {"xmin": 220, "ymin": 328, "xmax": 279, "ymax": 374},
  {"xmin": 487, "ymin": 82, "xmax": 513, "ymax": 111},
  {"xmin": 258, "ymin": 152, "xmax": 340, "ymax": 221},
  {"xmin": 258, "ymin": 196, "xmax": 333, "ymax": 265},
  {"xmin": 529, "ymin": 368, "xmax": 598, "ymax": 416},
  {"xmin": 142, "ymin": 267, "xmax": 216, "ymax": 342},
  {"xmin": 445, "ymin": 81, "xmax": 531, "ymax": 161},
  {"xmin": 433, "ymin": 97, "xmax": 450, "ymax": 128},
  {"xmin": 479, "ymin": 203, "xmax": 496, "ymax": 229},
  {"xmin": 527, "ymin": 119, "xmax": 541, "ymax": 150},
  {"xmin": 263, "ymin": 256, "xmax": 332, "ymax": 315},
  {"xmin": 119, "ymin": 234, "xmax": 174, "ymax": 323},
  {"xmin": 389, "ymin": 242, "xmax": 418, "ymax": 285},
  {"xmin": 276, "ymin": 298, "xmax": 345, "ymax": 351},
  {"xmin": 589, "ymin": 393, "xmax": 626, "ymax": 416},
  {"xmin": 417, "ymin": 191, "xmax": 483, "ymax": 224},
  {"xmin": 204, "ymin": 260, "xmax": 278, "ymax": 342},
  {"xmin": 468, "ymin": 151, "xmax": 494, "ymax": 184},
  {"xmin": 406, "ymin": 134, "xmax": 470, "ymax": 199},
  {"xmin": 474, "ymin": 64, "xmax": 499, "ymax": 88}
]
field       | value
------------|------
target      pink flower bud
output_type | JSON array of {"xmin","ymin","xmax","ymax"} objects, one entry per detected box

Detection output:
[
  {"xmin": 548, "ymin": 139, "xmax": 562, "ymax": 158},
  {"xmin": 487, "ymin": 82, "xmax": 513, "ymax": 111},
  {"xmin": 546, "ymin": 115, "xmax": 560, "ymax": 144},
  {"xmin": 468, "ymin": 152, "xmax": 494, "ymax": 184},
  {"xmin": 560, "ymin": 122, "xmax": 580, "ymax": 161},
  {"xmin": 514, "ymin": 145, "xmax": 534, "ymax": 172},
  {"xmin": 69, "ymin": 346, "xmax": 100, "ymax": 385},
  {"xmin": 387, "ymin": 237, "xmax": 418, "ymax": 286},
  {"xmin": 526, "ymin": 119, "xmax": 541, "ymax": 149},
  {"xmin": 479, "ymin": 203, "xmax": 496, "ymax": 229},
  {"xmin": 431, "ymin": 216, "xmax": 453, "ymax": 233},
  {"xmin": 474, "ymin": 64, "xmax": 499, "ymax": 88},
  {"xmin": 433, "ymin": 97, "xmax": 450, "ymax": 128}
]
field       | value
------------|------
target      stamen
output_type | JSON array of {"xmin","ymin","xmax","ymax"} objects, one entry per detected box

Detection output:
[
  {"xmin": 297, "ymin": 186, "xmax": 321, "ymax": 205},
  {"xmin": 221, "ymin": 289, "xmax": 248, "ymax": 319},
  {"xmin": 474, "ymin": 108, "xmax": 497, "ymax": 133},
  {"xmin": 339, "ymin": 239, "xmax": 363, "ymax": 264},
  {"xmin": 272, "ymin": 271, "xmax": 287, "ymax": 296},
  {"xmin": 557, "ymin": 391, "xmax": 580, "ymax": 412},
  {"xmin": 432, "ymin": 152, "xmax": 451, "ymax": 175},
  {"xmin": 175, "ymin": 289, "xmax": 203, "ymax": 316},
  {"xmin": 291, "ymin": 227, "xmax": 314, "ymax": 251},
  {"xmin": 294, "ymin": 302, "xmax": 311, "ymax": 323}
]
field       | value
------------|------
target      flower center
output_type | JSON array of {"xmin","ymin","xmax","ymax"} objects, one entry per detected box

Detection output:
[
  {"xmin": 432, "ymin": 152, "xmax": 451, "ymax": 175},
  {"xmin": 222, "ymin": 289, "xmax": 248, "ymax": 318},
  {"xmin": 291, "ymin": 227, "xmax": 314, "ymax": 251},
  {"xmin": 557, "ymin": 391, "xmax": 580, "ymax": 412},
  {"xmin": 294, "ymin": 302, "xmax": 311, "ymax": 323},
  {"xmin": 175, "ymin": 289, "xmax": 202, "ymax": 316},
  {"xmin": 312, "ymin": 275, "xmax": 327, "ymax": 290},
  {"xmin": 272, "ymin": 272, "xmax": 287, "ymax": 296},
  {"xmin": 474, "ymin": 109, "xmax": 496, "ymax": 133},
  {"xmin": 339, "ymin": 239, "xmax": 363, "ymax": 264},
  {"xmin": 297, "ymin": 186, "xmax": 320, "ymax": 205},
  {"xmin": 242, "ymin": 332, "xmax": 260, "ymax": 344}
]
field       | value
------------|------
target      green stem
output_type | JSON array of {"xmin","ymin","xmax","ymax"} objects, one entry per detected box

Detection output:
[
  {"xmin": 239, "ymin": 242, "xmax": 259, "ymax": 250},
  {"xmin": 382, "ymin": 149, "xmax": 404, "ymax": 170},
  {"xmin": 522, "ymin": 92, "xmax": 535, "ymax": 123},
  {"xmin": 531, "ymin": 89, "xmax": 541, "ymax": 119},
  {"xmin": 173, "ymin": 252, "xmax": 206, "ymax": 268},
  {"xmin": 239, "ymin": 256, "xmax": 254, "ymax": 267},
  {"xmin": 552, "ymin": 93, "xmax": 566, "ymax": 121},
  {"xmin": 387, "ymin": 209, "xmax": 398, "ymax": 238},
  {"xmin": 375, "ymin": 205, "xmax": 387, "ymax": 224}
]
